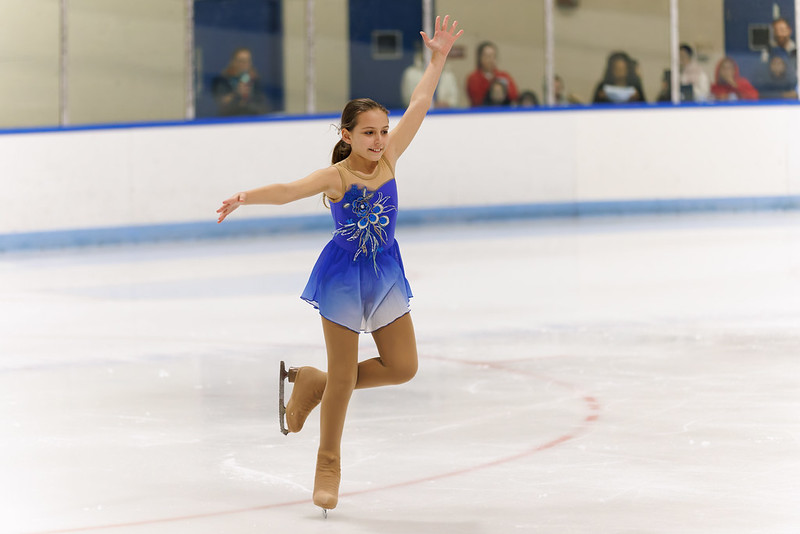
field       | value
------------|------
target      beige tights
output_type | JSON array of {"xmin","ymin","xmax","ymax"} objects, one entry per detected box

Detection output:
[{"xmin": 312, "ymin": 312, "xmax": 417, "ymax": 509}]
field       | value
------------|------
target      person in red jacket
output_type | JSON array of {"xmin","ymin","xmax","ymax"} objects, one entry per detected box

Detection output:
[
  {"xmin": 711, "ymin": 57, "xmax": 759, "ymax": 101},
  {"xmin": 466, "ymin": 41, "xmax": 519, "ymax": 107}
]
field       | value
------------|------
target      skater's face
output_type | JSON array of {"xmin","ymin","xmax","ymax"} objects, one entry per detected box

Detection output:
[{"xmin": 342, "ymin": 109, "xmax": 389, "ymax": 162}]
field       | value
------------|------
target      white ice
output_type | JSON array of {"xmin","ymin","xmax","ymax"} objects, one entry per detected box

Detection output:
[{"xmin": 2, "ymin": 212, "xmax": 800, "ymax": 534}]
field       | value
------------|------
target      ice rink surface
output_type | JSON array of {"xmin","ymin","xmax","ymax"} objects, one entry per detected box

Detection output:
[{"xmin": 2, "ymin": 212, "xmax": 799, "ymax": 534}]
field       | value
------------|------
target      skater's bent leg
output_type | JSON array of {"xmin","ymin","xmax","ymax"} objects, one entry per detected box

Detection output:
[
  {"xmin": 356, "ymin": 312, "xmax": 418, "ymax": 390},
  {"xmin": 319, "ymin": 317, "xmax": 359, "ymax": 454}
]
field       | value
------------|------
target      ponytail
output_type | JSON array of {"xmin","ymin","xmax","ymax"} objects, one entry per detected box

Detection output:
[{"xmin": 331, "ymin": 139, "xmax": 351, "ymax": 164}]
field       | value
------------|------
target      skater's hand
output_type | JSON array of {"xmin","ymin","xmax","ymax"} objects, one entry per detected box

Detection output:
[
  {"xmin": 217, "ymin": 192, "xmax": 246, "ymax": 223},
  {"xmin": 420, "ymin": 15, "xmax": 463, "ymax": 58}
]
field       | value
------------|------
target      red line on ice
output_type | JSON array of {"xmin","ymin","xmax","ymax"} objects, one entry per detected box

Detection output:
[{"xmin": 27, "ymin": 355, "xmax": 601, "ymax": 534}]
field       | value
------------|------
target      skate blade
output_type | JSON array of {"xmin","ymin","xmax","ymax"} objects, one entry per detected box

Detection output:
[
  {"xmin": 279, "ymin": 360, "xmax": 289, "ymax": 435},
  {"xmin": 322, "ymin": 508, "xmax": 328, "ymax": 519}
]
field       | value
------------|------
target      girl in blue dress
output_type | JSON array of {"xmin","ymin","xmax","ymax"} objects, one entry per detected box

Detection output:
[{"xmin": 216, "ymin": 16, "xmax": 463, "ymax": 514}]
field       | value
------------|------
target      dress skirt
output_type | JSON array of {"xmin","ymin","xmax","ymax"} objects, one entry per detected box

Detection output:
[{"xmin": 301, "ymin": 239, "xmax": 413, "ymax": 333}]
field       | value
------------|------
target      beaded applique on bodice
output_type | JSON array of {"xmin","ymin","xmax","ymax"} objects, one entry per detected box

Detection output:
[{"xmin": 331, "ymin": 159, "xmax": 398, "ymax": 271}]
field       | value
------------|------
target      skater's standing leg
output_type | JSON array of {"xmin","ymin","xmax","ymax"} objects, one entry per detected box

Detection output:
[{"xmin": 314, "ymin": 317, "xmax": 359, "ymax": 510}]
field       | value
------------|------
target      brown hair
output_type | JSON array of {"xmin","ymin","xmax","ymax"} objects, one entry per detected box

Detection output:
[
  {"xmin": 323, "ymin": 98, "xmax": 388, "ymax": 207},
  {"xmin": 331, "ymin": 98, "xmax": 389, "ymax": 164}
]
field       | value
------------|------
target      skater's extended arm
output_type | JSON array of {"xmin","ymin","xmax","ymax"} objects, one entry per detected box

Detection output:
[
  {"xmin": 385, "ymin": 15, "xmax": 463, "ymax": 166},
  {"xmin": 217, "ymin": 166, "xmax": 340, "ymax": 223}
]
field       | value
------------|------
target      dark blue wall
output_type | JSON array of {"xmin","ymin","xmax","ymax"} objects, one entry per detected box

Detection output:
[
  {"xmin": 348, "ymin": 0, "xmax": 425, "ymax": 109},
  {"xmin": 723, "ymin": 0, "xmax": 795, "ymax": 80}
]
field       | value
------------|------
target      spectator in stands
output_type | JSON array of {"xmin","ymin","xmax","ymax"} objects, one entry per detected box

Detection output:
[
  {"xmin": 771, "ymin": 18, "xmax": 797, "ymax": 63},
  {"xmin": 592, "ymin": 52, "xmax": 646, "ymax": 104},
  {"xmin": 552, "ymin": 74, "xmax": 582, "ymax": 105},
  {"xmin": 543, "ymin": 75, "xmax": 581, "ymax": 105},
  {"xmin": 483, "ymin": 78, "xmax": 513, "ymax": 106},
  {"xmin": 656, "ymin": 44, "xmax": 711, "ymax": 103},
  {"xmin": 467, "ymin": 41, "xmax": 519, "ymax": 107},
  {"xmin": 402, "ymin": 43, "xmax": 460, "ymax": 108},
  {"xmin": 212, "ymin": 48, "xmax": 269, "ymax": 116},
  {"xmin": 755, "ymin": 54, "xmax": 798, "ymax": 101},
  {"xmin": 678, "ymin": 44, "xmax": 711, "ymax": 102},
  {"xmin": 516, "ymin": 90, "xmax": 540, "ymax": 108},
  {"xmin": 711, "ymin": 57, "xmax": 759, "ymax": 101}
]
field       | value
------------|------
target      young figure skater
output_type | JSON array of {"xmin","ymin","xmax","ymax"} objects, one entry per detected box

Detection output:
[{"xmin": 216, "ymin": 16, "xmax": 463, "ymax": 514}]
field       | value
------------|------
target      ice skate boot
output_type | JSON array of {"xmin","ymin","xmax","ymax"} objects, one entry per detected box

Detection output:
[
  {"xmin": 313, "ymin": 450, "xmax": 340, "ymax": 516},
  {"xmin": 279, "ymin": 362, "xmax": 326, "ymax": 435}
]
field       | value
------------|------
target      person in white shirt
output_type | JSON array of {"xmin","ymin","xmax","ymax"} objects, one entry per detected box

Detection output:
[{"xmin": 401, "ymin": 44, "xmax": 460, "ymax": 108}]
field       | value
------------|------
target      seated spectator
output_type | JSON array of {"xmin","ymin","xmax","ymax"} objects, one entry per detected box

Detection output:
[
  {"xmin": 402, "ymin": 44, "xmax": 460, "ymax": 108},
  {"xmin": 710, "ymin": 57, "xmax": 759, "ymax": 101},
  {"xmin": 756, "ymin": 54, "xmax": 798, "ymax": 101},
  {"xmin": 771, "ymin": 17, "xmax": 797, "ymax": 63},
  {"xmin": 656, "ymin": 70, "xmax": 678, "ymax": 103},
  {"xmin": 467, "ymin": 41, "xmax": 519, "ymax": 107},
  {"xmin": 212, "ymin": 48, "xmax": 268, "ymax": 116},
  {"xmin": 516, "ymin": 90, "xmax": 540, "ymax": 108},
  {"xmin": 543, "ymin": 75, "xmax": 581, "ymax": 105},
  {"xmin": 552, "ymin": 74, "xmax": 582, "ymax": 105},
  {"xmin": 483, "ymin": 78, "xmax": 513, "ymax": 106},
  {"xmin": 678, "ymin": 44, "xmax": 711, "ymax": 102},
  {"xmin": 657, "ymin": 50, "xmax": 708, "ymax": 103},
  {"xmin": 592, "ymin": 52, "xmax": 646, "ymax": 104}
]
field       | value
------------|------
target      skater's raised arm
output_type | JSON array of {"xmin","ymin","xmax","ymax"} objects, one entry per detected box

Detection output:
[
  {"xmin": 216, "ymin": 166, "xmax": 341, "ymax": 223},
  {"xmin": 385, "ymin": 15, "xmax": 463, "ymax": 166}
]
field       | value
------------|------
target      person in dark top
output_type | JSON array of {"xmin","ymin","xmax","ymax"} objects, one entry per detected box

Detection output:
[
  {"xmin": 756, "ymin": 54, "xmax": 798, "ymax": 101},
  {"xmin": 483, "ymin": 78, "xmax": 513, "ymax": 106},
  {"xmin": 592, "ymin": 51, "xmax": 646, "ymax": 104},
  {"xmin": 212, "ymin": 48, "xmax": 269, "ymax": 116}
]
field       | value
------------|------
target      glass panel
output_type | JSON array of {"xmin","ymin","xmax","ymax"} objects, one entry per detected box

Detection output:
[
  {"xmin": 674, "ymin": 0, "xmax": 722, "ymax": 104},
  {"xmin": 685, "ymin": 0, "xmax": 797, "ymax": 104},
  {"xmin": 67, "ymin": 0, "xmax": 186, "ymax": 125},
  {"xmin": 308, "ymin": 0, "xmax": 349, "ymax": 115},
  {"xmin": 553, "ymin": 0, "xmax": 671, "ymax": 106},
  {"xmin": 437, "ymin": 0, "xmax": 546, "ymax": 110},
  {"xmin": 0, "ymin": 0, "xmax": 60, "ymax": 128},
  {"xmin": 194, "ymin": 0, "xmax": 283, "ymax": 118}
]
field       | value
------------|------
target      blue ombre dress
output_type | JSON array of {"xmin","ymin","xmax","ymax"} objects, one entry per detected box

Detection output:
[{"xmin": 301, "ymin": 157, "xmax": 412, "ymax": 333}]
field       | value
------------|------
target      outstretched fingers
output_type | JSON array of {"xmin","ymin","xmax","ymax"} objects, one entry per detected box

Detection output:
[
  {"xmin": 439, "ymin": 15, "xmax": 462, "ymax": 38},
  {"xmin": 420, "ymin": 15, "xmax": 463, "ymax": 51}
]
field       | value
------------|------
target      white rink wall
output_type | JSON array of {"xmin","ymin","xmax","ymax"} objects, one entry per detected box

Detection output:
[{"xmin": 2, "ymin": 105, "xmax": 800, "ymax": 247}]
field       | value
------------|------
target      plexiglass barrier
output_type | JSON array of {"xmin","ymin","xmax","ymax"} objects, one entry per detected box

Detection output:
[{"xmin": 0, "ymin": 0, "xmax": 798, "ymax": 129}]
